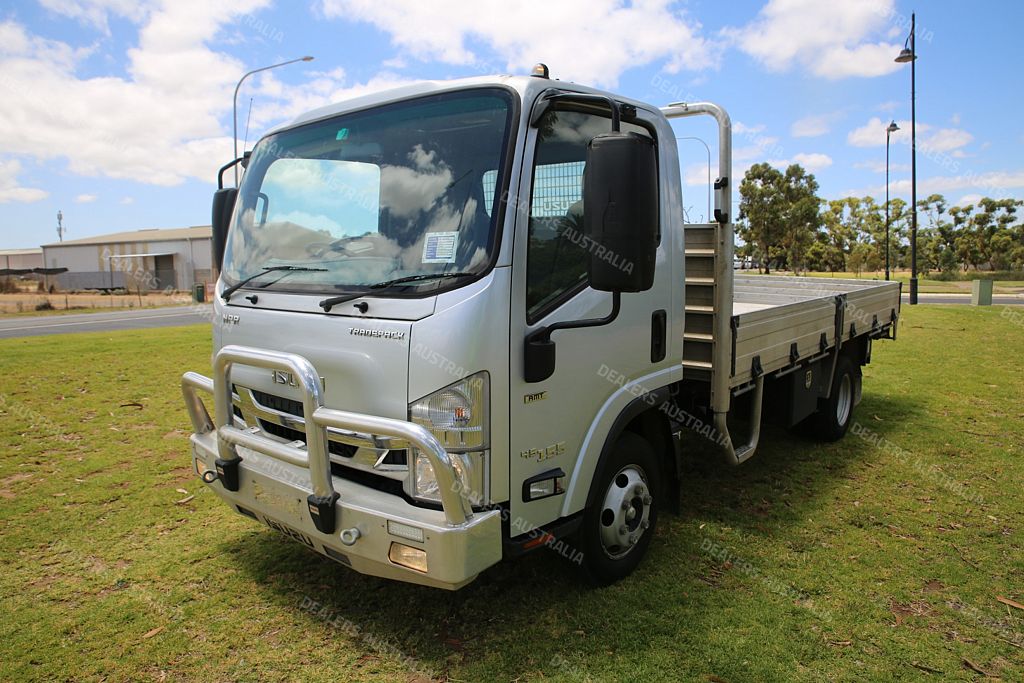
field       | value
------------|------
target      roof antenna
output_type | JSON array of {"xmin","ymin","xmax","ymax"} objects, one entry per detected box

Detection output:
[{"xmin": 242, "ymin": 96, "xmax": 254, "ymax": 153}]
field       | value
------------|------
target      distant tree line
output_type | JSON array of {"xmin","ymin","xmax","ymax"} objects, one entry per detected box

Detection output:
[{"xmin": 735, "ymin": 162, "xmax": 1024, "ymax": 276}]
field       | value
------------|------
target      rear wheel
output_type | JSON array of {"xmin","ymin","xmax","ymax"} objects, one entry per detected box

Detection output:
[
  {"xmin": 578, "ymin": 432, "xmax": 660, "ymax": 585},
  {"xmin": 816, "ymin": 355, "xmax": 857, "ymax": 441}
]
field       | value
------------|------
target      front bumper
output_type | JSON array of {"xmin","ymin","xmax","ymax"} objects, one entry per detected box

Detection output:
[{"xmin": 182, "ymin": 345, "xmax": 501, "ymax": 590}]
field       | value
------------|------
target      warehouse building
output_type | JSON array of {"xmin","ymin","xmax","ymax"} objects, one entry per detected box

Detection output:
[
  {"xmin": 0, "ymin": 248, "xmax": 44, "ymax": 272},
  {"xmin": 41, "ymin": 226, "xmax": 213, "ymax": 292}
]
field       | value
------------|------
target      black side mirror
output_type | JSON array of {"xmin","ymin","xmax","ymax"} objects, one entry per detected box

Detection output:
[
  {"xmin": 210, "ymin": 152, "xmax": 251, "ymax": 270},
  {"xmin": 211, "ymin": 187, "xmax": 237, "ymax": 270},
  {"xmin": 583, "ymin": 132, "xmax": 658, "ymax": 292}
]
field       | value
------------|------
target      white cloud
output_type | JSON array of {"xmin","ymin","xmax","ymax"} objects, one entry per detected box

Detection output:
[
  {"xmin": 0, "ymin": 5, "xmax": 420, "ymax": 189},
  {"xmin": 848, "ymin": 117, "xmax": 901, "ymax": 147},
  {"xmin": 791, "ymin": 112, "xmax": 842, "ymax": 138},
  {"xmin": 854, "ymin": 160, "xmax": 910, "ymax": 173},
  {"xmin": 812, "ymin": 42, "xmax": 903, "ymax": 79},
  {"xmin": 0, "ymin": 6, "xmax": 265, "ymax": 186},
  {"xmin": 75, "ymin": 193, "xmax": 98, "ymax": 203},
  {"xmin": 682, "ymin": 162, "xmax": 713, "ymax": 186},
  {"xmin": 791, "ymin": 153, "xmax": 833, "ymax": 171},
  {"xmin": 732, "ymin": 122, "xmax": 765, "ymax": 135},
  {"xmin": 685, "ymin": 150, "xmax": 831, "ymax": 186},
  {"xmin": 38, "ymin": 0, "xmax": 147, "ymax": 34},
  {"xmin": 119, "ymin": 196, "xmax": 135, "ymax": 204},
  {"xmin": 241, "ymin": 69, "xmax": 420, "ymax": 136},
  {"xmin": 957, "ymin": 194, "xmax": 982, "ymax": 206},
  {"xmin": 725, "ymin": 0, "xmax": 903, "ymax": 79},
  {"xmin": 919, "ymin": 128, "xmax": 973, "ymax": 154},
  {"xmin": 0, "ymin": 159, "xmax": 47, "ymax": 203},
  {"xmin": 735, "ymin": 136, "xmax": 781, "ymax": 162},
  {"xmin": 847, "ymin": 117, "xmax": 974, "ymax": 154},
  {"xmin": 853, "ymin": 171, "xmax": 1024, "ymax": 198},
  {"xmin": 319, "ymin": 0, "xmax": 718, "ymax": 88}
]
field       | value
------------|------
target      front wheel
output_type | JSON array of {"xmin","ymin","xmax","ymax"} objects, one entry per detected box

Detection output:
[
  {"xmin": 815, "ymin": 356, "xmax": 858, "ymax": 441},
  {"xmin": 578, "ymin": 432, "xmax": 660, "ymax": 585}
]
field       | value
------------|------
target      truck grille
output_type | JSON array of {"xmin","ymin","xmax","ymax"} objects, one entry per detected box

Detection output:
[
  {"xmin": 259, "ymin": 419, "xmax": 358, "ymax": 458},
  {"xmin": 230, "ymin": 384, "xmax": 407, "ymax": 468},
  {"xmin": 251, "ymin": 388, "xmax": 303, "ymax": 417}
]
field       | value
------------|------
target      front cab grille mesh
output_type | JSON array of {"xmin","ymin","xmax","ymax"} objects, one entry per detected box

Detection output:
[{"xmin": 231, "ymin": 384, "xmax": 406, "ymax": 466}]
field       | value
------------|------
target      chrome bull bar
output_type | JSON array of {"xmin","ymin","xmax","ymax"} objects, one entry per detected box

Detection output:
[{"xmin": 181, "ymin": 344, "xmax": 474, "ymax": 531}]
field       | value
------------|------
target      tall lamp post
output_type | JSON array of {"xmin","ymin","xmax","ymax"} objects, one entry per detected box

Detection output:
[
  {"xmin": 895, "ymin": 14, "xmax": 918, "ymax": 304},
  {"xmin": 885, "ymin": 120, "xmax": 899, "ymax": 281},
  {"xmin": 233, "ymin": 56, "xmax": 314, "ymax": 185},
  {"xmin": 676, "ymin": 136, "xmax": 712, "ymax": 222}
]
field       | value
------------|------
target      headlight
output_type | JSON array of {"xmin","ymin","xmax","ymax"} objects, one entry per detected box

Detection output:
[
  {"xmin": 410, "ymin": 373, "xmax": 487, "ymax": 450},
  {"xmin": 409, "ymin": 372, "xmax": 489, "ymax": 505}
]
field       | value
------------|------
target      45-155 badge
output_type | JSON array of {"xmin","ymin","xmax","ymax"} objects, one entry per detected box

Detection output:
[{"xmin": 520, "ymin": 441, "xmax": 566, "ymax": 462}]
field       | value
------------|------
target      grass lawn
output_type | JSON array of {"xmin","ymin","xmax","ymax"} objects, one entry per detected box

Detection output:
[{"xmin": 1, "ymin": 307, "xmax": 1021, "ymax": 682}]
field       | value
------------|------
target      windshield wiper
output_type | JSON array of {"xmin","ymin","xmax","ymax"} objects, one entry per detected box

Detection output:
[
  {"xmin": 318, "ymin": 272, "xmax": 476, "ymax": 312},
  {"xmin": 221, "ymin": 265, "xmax": 327, "ymax": 301}
]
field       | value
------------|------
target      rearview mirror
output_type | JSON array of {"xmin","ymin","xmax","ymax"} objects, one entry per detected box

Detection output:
[
  {"xmin": 211, "ymin": 187, "xmax": 237, "ymax": 270},
  {"xmin": 583, "ymin": 132, "xmax": 658, "ymax": 292}
]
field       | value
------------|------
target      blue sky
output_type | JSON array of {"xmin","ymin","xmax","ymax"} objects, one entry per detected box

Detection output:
[{"xmin": 1, "ymin": 0, "xmax": 1021, "ymax": 248}]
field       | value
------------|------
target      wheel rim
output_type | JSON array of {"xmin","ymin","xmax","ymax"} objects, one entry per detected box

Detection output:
[
  {"xmin": 598, "ymin": 465, "xmax": 652, "ymax": 560},
  {"xmin": 835, "ymin": 373, "xmax": 852, "ymax": 426}
]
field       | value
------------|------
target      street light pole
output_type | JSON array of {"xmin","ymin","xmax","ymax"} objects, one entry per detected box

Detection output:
[
  {"xmin": 233, "ymin": 56, "xmax": 314, "ymax": 185},
  {"xmin": 885, "ymin": 121, "xmax": 899, "ymax": 281},
  {"xmin": 896, "ymin": 14, "xmax": 918, "ymax": 304},
  {"xmin": 676, "ymin": 136, "xmax": 712, "ymax": 222}
]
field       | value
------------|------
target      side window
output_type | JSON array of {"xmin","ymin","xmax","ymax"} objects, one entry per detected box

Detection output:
[
  {"xmin": 482, "ymin": 170, "xmax": 497, "ymax": 217},
  {"xmin": 525, "ymin": 109, "xmax": 652, "ymax": 322}
]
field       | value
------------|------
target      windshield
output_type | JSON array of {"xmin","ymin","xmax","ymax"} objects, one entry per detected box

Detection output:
[{"xmin": 222, "ymin": 88, "xmax": 516, "ymax": 295}]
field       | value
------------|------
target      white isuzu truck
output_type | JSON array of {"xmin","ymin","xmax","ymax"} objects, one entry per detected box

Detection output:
[{"xmin": 182, "ymin": 65, "xmax": 900, "ymax": 590}]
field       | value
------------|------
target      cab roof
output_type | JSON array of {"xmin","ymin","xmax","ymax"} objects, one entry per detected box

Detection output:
[{"xmin": 271, "ymin": 74, "xmax": 658, "ymax": 136}]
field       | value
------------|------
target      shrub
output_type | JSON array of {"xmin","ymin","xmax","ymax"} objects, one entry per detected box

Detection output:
[{"xmin": 925, "ymin": 270, "xmax": 1024, "ymax": 282}]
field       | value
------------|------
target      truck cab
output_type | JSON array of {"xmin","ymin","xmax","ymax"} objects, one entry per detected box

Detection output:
[{"xmin": 183, "ymin": 68, "xmax": 900, "ymax": 589}]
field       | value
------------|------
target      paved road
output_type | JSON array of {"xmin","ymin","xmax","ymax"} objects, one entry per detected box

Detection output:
[
  {"xmin": 903, "ymin": 294, "xmax": 1023, "ymax": 306},
  {"xmin": 0, "ymin": 305, "xmax": 212, "ymax": 339},
  {"xmin": 1, "ymin": 294, "xmax": 1020, "ymax": 340}
]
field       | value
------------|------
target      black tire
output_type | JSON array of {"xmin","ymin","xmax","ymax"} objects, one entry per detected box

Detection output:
[
  {"xmin": 815, "ymin": 355, "xmax": 857, "ymax": 441},
  {"xmin": 578, "ymin": 432, "xmax": 660, "ymax": 585}
]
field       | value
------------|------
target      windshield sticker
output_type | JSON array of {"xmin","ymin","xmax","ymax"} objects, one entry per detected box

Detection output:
[{"xmin": 422, "ymin": 232, "xmax": 459, "ymax": 263}]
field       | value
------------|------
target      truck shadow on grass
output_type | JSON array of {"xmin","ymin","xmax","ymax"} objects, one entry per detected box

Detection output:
[
  {"xmin": 679, "ymin": 390, "xmax": 925, "ymax": 532},
  {"xmin": 219, "ymin": 392, "xmax": 922, "ymax": 681}
]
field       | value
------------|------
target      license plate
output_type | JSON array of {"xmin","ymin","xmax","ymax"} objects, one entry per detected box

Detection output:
[{"xmin": 263, "ymin": 516, "xmax": 316, "ymax": 549}]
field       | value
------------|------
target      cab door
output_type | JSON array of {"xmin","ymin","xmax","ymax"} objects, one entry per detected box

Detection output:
[{"xmin": 507, "ymin": 103, "xmax": 664, "ymax": 534}]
